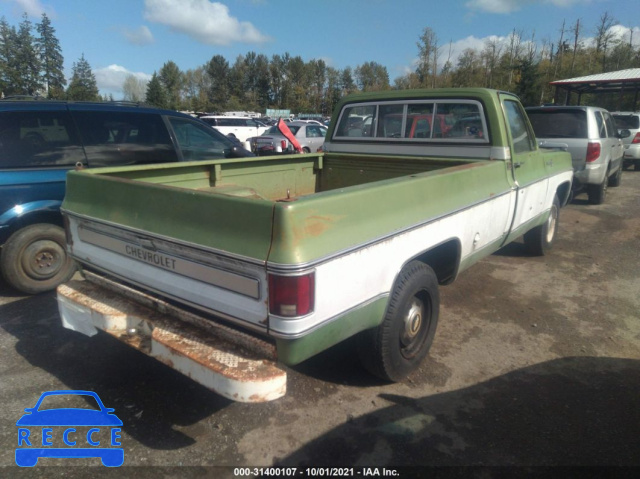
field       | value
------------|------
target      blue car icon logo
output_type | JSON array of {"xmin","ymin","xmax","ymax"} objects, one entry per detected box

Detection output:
[{"xmin": 16, "ymin": 390, "xmax": 123, "ymax": 467}]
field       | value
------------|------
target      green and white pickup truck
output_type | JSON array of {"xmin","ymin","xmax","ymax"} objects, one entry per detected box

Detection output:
[{"xmin": 57, "ymin": 89, "xmax": 572, "ymax": 402}]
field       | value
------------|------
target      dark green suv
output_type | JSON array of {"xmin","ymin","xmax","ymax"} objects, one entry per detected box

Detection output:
[{"xmin": 0, "ymin": 100, "xmax": 253, "ymax": 294}]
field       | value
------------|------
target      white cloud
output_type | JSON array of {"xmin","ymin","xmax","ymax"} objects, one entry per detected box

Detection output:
[
  {"xmin": 5, "ymin": 0, "xmax": 53, "ymax": 17},
  {"xmin": 400, "ymin": 32, "xmax": 540, "ymax": 77},
  {"xmin": 564, "ymin": 24, "xmax": 640, "ymax": 49},
  {"xmin": 143, "ymin": 0, "xmax": 271, "ymax": 46},
  {"xmin": 465, "ymin": 0, "xmax": 584, "ymax": 14},
  {"xmin": 607, "ymin": 25, "xmax": 640, "ymax": 47},
  {"xmin": 122, "ymin": 25, "xmax": 154, "ymax": 45},
  {"xmin": 94, "ymin": 64, "xmax": 152, "ymax": 95}
]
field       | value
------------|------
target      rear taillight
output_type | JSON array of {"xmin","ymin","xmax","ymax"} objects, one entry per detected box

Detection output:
[
  {"xmin": 281, "ymin": 140, "xmax": 287, "ymax": 150},
  {"xmin": 268, "ymin": 272, "xmax": 315, "ymax": 317},
  {"xmin": 632, "ymin": 132, "xmax": 640, "ymax": 144},
  {"xmin": 586, "ymin": 142, "xmax": 601, "ymax": 163}
]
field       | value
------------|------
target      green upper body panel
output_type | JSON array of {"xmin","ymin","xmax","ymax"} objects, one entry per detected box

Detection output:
[{"xmin": 62, "ymin": 88, "xmax": 572, "ymax": 268}]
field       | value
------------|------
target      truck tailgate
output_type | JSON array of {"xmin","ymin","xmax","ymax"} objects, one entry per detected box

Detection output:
[{"xmin": 63, "ymin": 167, "xmax": 276, "ymax": 329}]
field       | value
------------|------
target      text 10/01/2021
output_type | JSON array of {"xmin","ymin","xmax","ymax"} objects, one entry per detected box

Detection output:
[{"xmin": 233, "ymin": 468, "xmax": 400, "ymax": 477}]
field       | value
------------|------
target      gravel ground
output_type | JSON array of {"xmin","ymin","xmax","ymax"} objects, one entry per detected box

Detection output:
[{"xmin": 1, "ymin": 170, "xmax": 639, "ymax": 477}]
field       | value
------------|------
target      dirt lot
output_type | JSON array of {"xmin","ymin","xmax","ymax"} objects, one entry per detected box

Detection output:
[{"xmin": 1, "ymin": 170, "xmax": 639, "ymax": 475}]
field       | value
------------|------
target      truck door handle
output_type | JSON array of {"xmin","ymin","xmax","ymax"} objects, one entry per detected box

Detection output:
[{"xmin": 513, "ymin": 162, "xmax": 523, "ymax": 168}]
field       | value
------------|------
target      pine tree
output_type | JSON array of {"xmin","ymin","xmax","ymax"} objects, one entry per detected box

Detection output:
[
  {"xmin": 514, "ymin": 58, "xmax": 541, "ymax": 107},
  {"xmin": 66, "ymin": 54, "xmax": 99, "ymax": 101},
  {"xmin": 206, "ymin": 55, "xmax": 230, "ymax": 110},
  {"xmin": 14, "ymin": 13, "xmax": 42, "ymax": 95},
  {"xmin": 158, "ymin": 61, "xmax": 183, "ymax": 110},
  {"xmin": 145, "ymin": 72, "xmax": 168, "ymax": 108},
  {"xmin": 36, "ymin": 13, "xmax": 65, "ymax": 99},
  {"xmin": 0, "ymin": 17, "xmax": 17, "ymax": 96}
]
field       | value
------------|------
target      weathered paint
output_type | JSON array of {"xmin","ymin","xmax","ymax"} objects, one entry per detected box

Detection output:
[
  {"xmin": 267, "ymin": 159, "xmax": 508, "ymax": 266},
  {"xmin": 274, "ymin": 296, "xmax": 389, "ymax": 365},
  {"xmin": 57, "ymin": 280, "xmax": 286, "ymax": 403},
  {"xmin": 58, "ymin": 88, "xmax": 574, "ymax": 396}
]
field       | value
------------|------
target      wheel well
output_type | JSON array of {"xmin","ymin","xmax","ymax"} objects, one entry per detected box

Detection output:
[
  {"xmin": 410, "ymin": 239, "xmax": 461, "ymax": 285},
  {"xmin": 556, "ymin": 181, "xmax": 572, "ymax": 207},
  {"xmin": 2, "ymin": 211, "xmax": 63, "ymax": 244}
]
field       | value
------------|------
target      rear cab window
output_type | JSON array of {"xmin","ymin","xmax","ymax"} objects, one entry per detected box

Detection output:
[{"xmin": 333, "ymin": 100, "xmax": 489, "ymax": 143}]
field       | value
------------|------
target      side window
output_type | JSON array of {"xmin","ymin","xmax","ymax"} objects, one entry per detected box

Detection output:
[
  {"xmin": 594, "ymin": 112, "xmax": 607, "ymax": 139},
  {"xmin": 168, "ymin": 117, "xmax": 235, "ymax": 161},
  {"xmin": 0, "ymin": 110, "xmax": 85, "ymax": 168},
  {"xmin": 74, "ymin": 110, "xmax": 177, "ymax": 167},
  {"xmin": 603, "ymin": 112, "xmax": 617, "ymax": 138},
  {"xmin": 335, "ymin": 105, "xmax": 376, "ymax": 137},
  {"xmin": 504, "ymin": 100, "xmax": 534, "ymax": 153},
  {"xmin": 306, "ymin": 126, "xmax": 322, "ymax": 138}
]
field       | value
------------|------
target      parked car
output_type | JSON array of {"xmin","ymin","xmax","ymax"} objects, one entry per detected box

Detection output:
[
  {"xmin": 198, "ymin": 115, "xmax": 268, "ymax": 143},
  {"xmin": 526, "ymin": 105, "xmax": 627, "ymax": 204},
  {"xmin": 249, "ymin": 121, "xmax": 328, "ymax": 155},
  {"xmin": 0, "ymin": 99, "xmax": 253, "ymax": 294},
  {"xmin": 611, "ymin": 111, "xmax": 640, "ymax": 171}
]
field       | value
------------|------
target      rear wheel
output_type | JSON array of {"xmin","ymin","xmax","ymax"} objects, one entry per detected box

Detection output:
[
  {"xmin": 1, "ymin": 224, "xmax": 76, "ymax": 294},
  {"xmin": 588, "ymin": 176, "xmax": 607, "ymax": 205},
  {"xmin": 524, "ymin": 195, "xmax": 560, "ymax": 256},
  {"xmin": 635, "ymin": 160, "xmax": 640, "ymax": 171},
  {"xmin": 608, "ymin": 165, "xmax": 622, "ymax": 187},
  {"xmin": 357, "ymin": 261, "xmax": 439, "ymax": 382}
]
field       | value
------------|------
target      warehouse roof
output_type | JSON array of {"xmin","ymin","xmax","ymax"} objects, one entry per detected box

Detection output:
[{"xmin": 550, "ymin": 68, "xmax": 640, "ymax": 95}]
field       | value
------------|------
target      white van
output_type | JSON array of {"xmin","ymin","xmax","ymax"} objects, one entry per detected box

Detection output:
[{"xmin": 199, "ymin": 116, "xmax": 268, "ymax": 143}]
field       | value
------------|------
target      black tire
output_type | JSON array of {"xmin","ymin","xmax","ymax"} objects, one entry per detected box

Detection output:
[
  {"xmin": 608, "ymin": 165, "xmax": 622, "ymax": 187},
  {"xmin": 357, "ymin": 261, "xmax": 439, "ymax": 382},
  {"xmin": 0, "ymin": 224, "xmax": 76, "ymax": 294},
  {"xmin": 524, "ymin": 195, "xmax": 560, "ymax": 256},
  {"xmin": 587, "ymin": 175, "xmax": 607, "ymax": 205},
  {"xmin": 635, "ymin": 160, "xmax": 640, "ymax": 172},
  {"xmin": 302, "ymin": 147, "xmax": 311, "ymax": 153}
]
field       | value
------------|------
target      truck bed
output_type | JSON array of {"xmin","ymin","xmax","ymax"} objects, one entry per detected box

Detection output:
[
  {"xmin": 63, "ymin": 152, "xmax": 499, "ymax": 266},
  {"xmin": 88, "ymin": 152, "xmax": 473, "ymax": 200}
]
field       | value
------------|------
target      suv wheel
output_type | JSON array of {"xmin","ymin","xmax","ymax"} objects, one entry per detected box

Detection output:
[
  {"xmin": 588, "ymin": 176, "xmax": 607, "ymax": 205},
  {"xmin": 1, "ymin": 224, "xmax": 76, "ymax": 294},
  {"xmin": 608, "ymin": 165, "xmax": 622, "ymax": 187}
]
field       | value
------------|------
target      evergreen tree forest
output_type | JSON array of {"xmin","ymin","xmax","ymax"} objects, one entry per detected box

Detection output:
[{"xmin": 1, "ymin": 12, "xmax": 639, "ymax": 114}]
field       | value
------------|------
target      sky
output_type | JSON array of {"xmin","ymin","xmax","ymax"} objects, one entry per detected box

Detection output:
[{"xmin": 2, "ymin": 0, "xmax": 640, "ymax": 98}]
